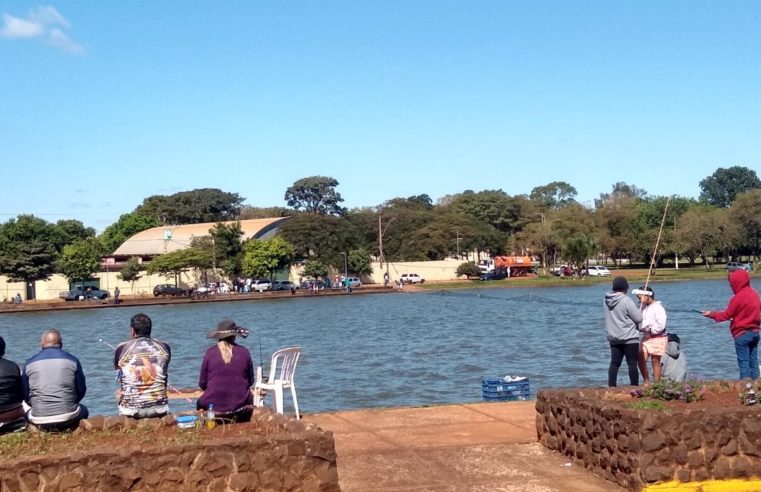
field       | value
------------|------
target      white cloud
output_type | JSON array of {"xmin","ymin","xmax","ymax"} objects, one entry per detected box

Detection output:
[
  {"xmin": 0, "ymin": 6, "xmax": 85, "ymax": 55},
  {"xmin": 49, "ymin": 27, "xmax": 85, "ymax": 55}
]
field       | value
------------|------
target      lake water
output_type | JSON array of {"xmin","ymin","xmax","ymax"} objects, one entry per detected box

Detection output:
[{"xmin": 0, "ymin": 279, "xmax": 745, "ymax": 416}]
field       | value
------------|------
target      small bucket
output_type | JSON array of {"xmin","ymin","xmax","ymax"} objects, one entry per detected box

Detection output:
[{"xmin": 176, "ymin": 415, "xmax": 198, "ymax": 429}]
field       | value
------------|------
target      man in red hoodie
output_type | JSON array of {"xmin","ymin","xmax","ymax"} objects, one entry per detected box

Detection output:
[{"xmin": 702, "ymin": 269, "xmax": 760, "ymax": 379}]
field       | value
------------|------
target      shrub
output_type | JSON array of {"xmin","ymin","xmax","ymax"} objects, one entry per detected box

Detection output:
[
  {"xmin": 456, "ymin": 262, "xmax": 481, "ymax": 279},
  {"xmin": 629, "ymin": 379, "xmax": 705, "ymax": 403}
]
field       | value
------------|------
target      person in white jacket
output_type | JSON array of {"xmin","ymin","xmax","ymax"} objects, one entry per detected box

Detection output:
[{"xmin": 635, "ymin": 286, "xmax": 667, "ymax": 385}]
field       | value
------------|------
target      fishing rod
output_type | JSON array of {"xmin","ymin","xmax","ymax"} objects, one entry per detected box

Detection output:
[
  {"xmin": 644, "ymin": 196, "xmax": 671, "ymax": 290},
  {"xmin": 97, "ymin": 338, "xmax": 194, "ymax": 404}
]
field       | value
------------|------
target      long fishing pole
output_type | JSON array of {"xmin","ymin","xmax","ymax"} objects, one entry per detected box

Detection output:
[
  {"xmin": 644, "ymin": 196, "xmax": 671, "ymax": 289},
  {"xmin": 97, "ymin": 338, "xmax": 194, "ymax": 404}
]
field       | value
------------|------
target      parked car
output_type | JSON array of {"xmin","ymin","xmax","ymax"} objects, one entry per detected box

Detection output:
[
  {"xmin": 272, "ymin": 280, "xmax": 298, "ymax": 291},
  {"xmin": 479, "ymin": 270, "xmax": 507, "ymax": 281},
  {"xmin": 585, "ymin": 266, "xmax": 612, "ymax": 277},
  {"xmin": 344, "ymin": 277, "xmax": 362, "ymax": 288},
  {"xmin": 153, "ymin": 284, "xmax": 188, "ymax": 297},
  {"xmin": 725, "ymin": 262, "xmax": 753, "ymax": 272},
  {"xmin": 400, "ymin": 273, "xmax": 425, "ymax": 284},
  {"xmin": 251, "ymin": 279, "xmax": 271, "ymax": 292},
  {"xmin": 59, "ymin": 285, "xmax": 110, "ymax": 301}
]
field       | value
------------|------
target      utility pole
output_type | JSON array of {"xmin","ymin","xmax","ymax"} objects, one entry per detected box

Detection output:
[
  {"xmin": 378, "ymin": 213, "xmax": 395, "ymax": 278},
  {"xmin": 456, "ymin": 231, "xmax": 461, "ymax": 258}
]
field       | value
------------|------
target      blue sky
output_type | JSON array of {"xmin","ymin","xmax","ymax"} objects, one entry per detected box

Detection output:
[{"xmin": 2, "ymin": 1, "xmax": 760, "ymax": 232}]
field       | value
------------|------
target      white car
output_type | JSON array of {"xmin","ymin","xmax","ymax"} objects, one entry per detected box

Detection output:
[
  {"xmin": 340, "ymin": 276, "xmax": 362, "ymax": 288},
  {"xmin": 400, "ymin": 273, "xmax": 425, "ymax": 284},
  {"xmin": 251, "ymin": 279, "xmax": 271, "ymax": 292},
  {"xmin": 586, "ymin": 266, "xmax": 611, "ymax": 277}
]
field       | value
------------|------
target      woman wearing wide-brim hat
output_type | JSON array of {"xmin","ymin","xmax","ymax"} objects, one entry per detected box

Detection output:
[{"xmin": 197, "ymin": 319, "xmax": 255, "ymax": 423}]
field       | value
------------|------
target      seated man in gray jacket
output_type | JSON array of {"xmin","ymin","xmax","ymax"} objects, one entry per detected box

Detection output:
[
  {"xmin": 661, "ymin": 333, "xmax": 688, "ymax": 382},
  {"xmin": 22, "ymin": 329, "xmax": 88, "ymax": 431}
]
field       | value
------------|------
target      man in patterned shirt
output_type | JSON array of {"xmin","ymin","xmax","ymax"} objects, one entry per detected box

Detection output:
[{"xmin": 114, "ymin": 313, "xmax": 171, "ymax": 418}]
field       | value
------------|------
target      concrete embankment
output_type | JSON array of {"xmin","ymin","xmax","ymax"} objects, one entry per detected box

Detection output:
[
  {"xmin": 304, "ymin": 401, "xmax": 620, "ymax": 491},
  {"xmin": 0, "ymin": 285, "xmax": 398, "ymax": 314}
]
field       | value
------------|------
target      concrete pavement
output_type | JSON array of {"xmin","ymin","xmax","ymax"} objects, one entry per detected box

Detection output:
[{"xmin": 304, "ymin": 401, "xmax": 622, "ymax": 492}]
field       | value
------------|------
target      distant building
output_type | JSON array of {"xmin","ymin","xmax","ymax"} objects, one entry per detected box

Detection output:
[{"xmin": 111, "ymin": 217, "xmax": 290, "ymax": 262}]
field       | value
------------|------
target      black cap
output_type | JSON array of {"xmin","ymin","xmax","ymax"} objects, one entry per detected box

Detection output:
[{"xmin": 612, "ymin": 276, "xmax": 629, "ymax": 292}]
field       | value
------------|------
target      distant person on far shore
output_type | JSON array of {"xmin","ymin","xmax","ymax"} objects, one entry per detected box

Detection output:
[
  {"xmin": 114, "ymin": 286, "xmax": 120, "ymax": 305},
  {"xmin": 604, "ymin": 276, "xmax": 643, "ymax": 387},
  {"xmin": 114, "ymin": 313, "xmax": 171, "ymax": 418},
  {"xmin": 702, "ymin": 269, "xmax": 760, "ymax": 379},
  {"xmin": 635, "ymin": 286, "xmax": 667, "ymax": 385},
  {"xmin": 13, "ymin": 293, "xmax": 21, "ymax": 304}
]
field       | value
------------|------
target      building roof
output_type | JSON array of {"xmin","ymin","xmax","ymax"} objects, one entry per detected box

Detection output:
[{"xmin": 112, "ymin": 217, "xmax": 290, "ymax": 257}]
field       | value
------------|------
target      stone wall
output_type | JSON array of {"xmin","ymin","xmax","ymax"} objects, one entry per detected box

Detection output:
[
  {"xmin": 0, "ymin": 409, "xmax": 339, "ymax": 492},
  {"xmin": 536, "ymin": 388, "xmax": 761, "ymax": 491}
]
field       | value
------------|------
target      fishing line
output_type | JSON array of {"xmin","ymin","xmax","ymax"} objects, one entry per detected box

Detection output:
[{"xmin": 97, "ymin": 338, "xmax": 194, "ymax": 404}]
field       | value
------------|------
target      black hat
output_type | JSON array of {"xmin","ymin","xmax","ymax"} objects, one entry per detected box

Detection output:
[
  {"xmin": 207, "ymin": 319, "xmax": 250, "ymax": 340},
  {"xmin": 612, "ymin": 276, "xmax": 629, "ymax": 292}
]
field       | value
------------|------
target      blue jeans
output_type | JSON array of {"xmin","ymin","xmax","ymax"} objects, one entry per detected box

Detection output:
[{"xmin": 734, "ymin": 330, "xmax": 760, "ymax": 379}]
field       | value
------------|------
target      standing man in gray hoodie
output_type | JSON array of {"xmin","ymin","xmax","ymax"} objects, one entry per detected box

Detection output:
[{"xmin": 604, "ymin": 276, "xmax": 643, "ymax": 387}]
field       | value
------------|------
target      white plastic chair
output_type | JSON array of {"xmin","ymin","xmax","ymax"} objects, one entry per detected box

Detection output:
[{"xmin": 254, "ymin": 346, "xmax": 301, "ymax": 419}]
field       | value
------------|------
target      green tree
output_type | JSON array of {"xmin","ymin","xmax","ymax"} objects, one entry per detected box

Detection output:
[
  {"xmin": 100, "ymin": 211, "xmax": 158, "ymax": 253},
  {"xmin": 278, "ymin": 214, "xmax": 360, "ymax": 266},
  {"xmin": 241, "ymin": 237, "xmax": 295, "ymax": 281},
  {"xmin": 137, "ymin": 188, "xmax": 244, "ymax": 225},
  {"xmin": 58, "ymin": 237, "xmax": 105, "ymax": 286},
  {"xmin": 529, "ymin": 181, "xmax": 578, "ymax": 209},
  {"xmin": 284, "ymin": 176, "xmax": 346, "ymax": 216},
  {"xmin": 729, "ymin": 189, "xmax": 761, "ymax": 260},
  {"xmin": 118, "ymin": 257, "xmax": 143, "ymax": 294},
  {"xmin": 673, "ymin": 205, "xmax": 734, "ymax": 268},
  {"xmin": 456, "ymin": 262, "xmax": 481, "ymax": 279},
  {"xmin": 0, "ymin": 215, "xmax": 59, "ymax": 290},
  {"xmin": 53, "ymin": 219, "xmax": 96, "ymax": 251},
  {"xmin": 699, "ymin": 166, "xmax": 761, "ymax": 208},
  {"xmin": 302, "ymin": 259, "xmax": 328, "ymax": 279},
  {"xmin": 563, "ymin": 234, "xmax": 596, "ymax": 275},
  {"xmin": 239, "ymin": 206, "xmax": 292, "ymax": 219},
  {"xmin": 146, "ymin": 248, "xmax": 207, "ymax": 284},
  {"xmin": 210, "ymin": 221, "xmax": 245, "ymax": 277},
  {"xmin": 348, "ymin": 248, "xmax": 372, "ymax": 276}
]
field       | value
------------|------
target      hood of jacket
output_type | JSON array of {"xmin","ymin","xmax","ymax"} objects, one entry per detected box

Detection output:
[
  {"xmin": 605, "ymin": 291, "xmax": 626, "ymax": 309},
  {"xmin": 729, "ymin": 269, "xmax": 751, "ymax": 294}
]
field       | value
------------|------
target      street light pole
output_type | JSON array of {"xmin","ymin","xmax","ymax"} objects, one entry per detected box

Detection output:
[
  {"xmin": 456, "ymin": 231, "xmax": 461, "ymax": 258},
  {"xmin": 535, "ymin": 213, "xmax": 547, "ymax": 275}
]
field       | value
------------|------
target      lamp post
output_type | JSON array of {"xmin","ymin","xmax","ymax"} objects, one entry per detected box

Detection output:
[
  {"xmin": 340, "ymin": 252, "xmax": 348, "ymax": 292},
  {"xmin": 535, "ymin": 213, "xmax": 548, "ymax": 275}
]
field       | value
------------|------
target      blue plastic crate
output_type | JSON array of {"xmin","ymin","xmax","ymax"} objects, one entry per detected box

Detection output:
[{"xmin": 481, "ymin": 377, "xmax": 530, "ymax": 401}]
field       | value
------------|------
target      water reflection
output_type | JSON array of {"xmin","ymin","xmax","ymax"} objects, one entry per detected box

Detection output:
[{"xmin": 0, "ymin": 279, "xmax": 742, "ymax": 415}]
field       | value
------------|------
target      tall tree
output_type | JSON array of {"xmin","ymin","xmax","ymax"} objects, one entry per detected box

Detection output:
[
  {"xmin": 136, "ymin": 188, "xmax": 244, "ymax": 225},
  {"xmin": 595, "ymin": 182, "xmax": 647, "ymax": 209},
  {"xmin": 302, "ymin": 260, "xmax": 328, "ymax": 280},
  {"xmin": 284, "ymin": 176, "xmax": 346, "ymax": 216},
  {"xmin": 118, "ymin": 257, "xmax": 143, "ymax": 294},
  {"xmin": 209, "ymin": 221, "xmax": 245, "ymax": 277},
  {"xmin": 563, "ymin": 234, "xmax": 596, "ymax": 274},
  {"xmin": 57, "ymin": 237, "xmax": 105, "ymax": 287},
  {"xmin": 241, "ymin": 237, "xmax": 295, "ymax": 281},
  {"xmin": 54, "ymin": 219, "xmax": 96, "ymax": 251},
  {"xmin": 100, "ymin": 211, "xmax": 159, "ymax": 253},
  {"xmin": 529, "ymin": 181, "xmax": 578, "ymax": 209},
  {"xmin": 699, "ymin": 166, "xmax": 761, "ymax": 208},
  {"xmin": 347, "ymin": 248, "xmax": 373, "ymax": 276},
  {"xmin": 729, "ymin": 189, "xmax": 761, "ymax": 260},
  {"xmin": 239, "ymin": 206, "xmax": 292, "ymax": 219},
  {"xmin": 0, "ymin": 215, "xmax": 59, "ymax": 287}
]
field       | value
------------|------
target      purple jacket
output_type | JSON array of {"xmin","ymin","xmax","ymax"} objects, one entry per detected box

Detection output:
[{"xmin": 198, "ymin": 344, "xmax": 254, "ymax": 413}]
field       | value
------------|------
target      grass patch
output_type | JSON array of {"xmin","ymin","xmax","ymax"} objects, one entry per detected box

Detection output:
[{"xmin": 624, "ymin": 400, "xmax": 669, "ymax": 412}]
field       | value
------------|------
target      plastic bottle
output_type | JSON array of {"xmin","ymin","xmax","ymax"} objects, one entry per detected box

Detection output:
[{"xmin": 206, "ymin": 404, "xmax": 216, "ymax": 429}]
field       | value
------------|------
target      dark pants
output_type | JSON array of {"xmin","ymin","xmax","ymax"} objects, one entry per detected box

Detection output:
[
  {"xmin": 609, "ymin": 343, "xmax": 639, "ymax": 387},
  {"xmin": 34, "ymin": 404, "xmax": 89, "ymax": 432}
]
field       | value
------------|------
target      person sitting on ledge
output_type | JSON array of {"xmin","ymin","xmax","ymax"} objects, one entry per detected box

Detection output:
[
  {"xmin": 197, "ymin": 319, "xmax": 255, "ymax": 423},
  {"xmin": 0, "ymin": 336, "xmax": 25, "ymax": 434},
  {"xmin": 114, "ymin": 313, "xmax": 171, "ymax": 419},
  {"xmin": 22, "ymin": 329, "xmax": 88, "ymax": 431}
]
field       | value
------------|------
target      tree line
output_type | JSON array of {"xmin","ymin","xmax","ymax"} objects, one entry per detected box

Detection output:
[{"xmin": 1, "ymin": 167, "xmax": 761, "ymax": 292}]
